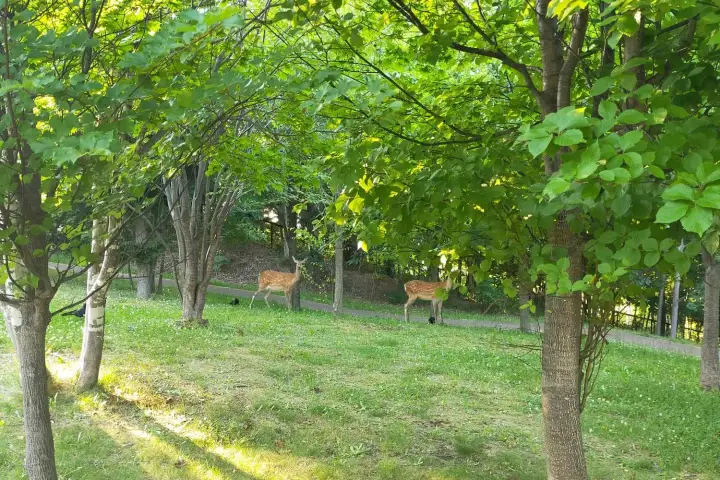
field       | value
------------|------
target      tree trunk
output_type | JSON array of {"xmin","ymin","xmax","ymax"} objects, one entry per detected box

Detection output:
[
  {"xmin": 670, "ymin": 272, "xmax": 681, "ymax": 339},
  {"xmin": 429, "ymin": 264, "xmax": 439, "ymax": 281},
  {"xmin": 656, "ymin": 273, "xmax": 666, "ymax": 336},
  {"xmin": 182, "ymin": 279, "xmax": 208, "ymax": 323},
  {"xmin": 78, "ymin": 217, "xmax": 118, "ymax": 391},
  {"xmin": 541, "ymin": 214, "xmax": 588, "ymax": 480},
  {"xmin": 700, "ymin": 251, "xmax": 720, "ymax": 390},
  {"xmin": 283, "ymin": 203, "xmax": 301, "ymax": 311},
  {"xmin": 14, "ymin": 302, "xmax": 58, "ymax": 480},
  {"xmin": 519, "ymin": 288, "xmax": 531, "ymax": 333},
  {"xmin": 134, "ymin": 217, "xmax": 153, "ymax": 299},
  {"xmin": 333, "ymin": 225, "xmax": 344, "ymax": 316},
  {"xmin": 156, "ymin": 256, "xmax": 164, "ymax": 294},
  {"xmin": 165, "ymin": 163, "xmax": 241, "ymax": 325}
]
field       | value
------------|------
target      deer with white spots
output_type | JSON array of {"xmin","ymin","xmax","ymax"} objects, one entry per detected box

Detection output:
[
  {"xmin": 250, "ymin": 257, "xmax": 306, "ymax": 309},
  {"xmin": 404, "ymin": 277, "xmax": 452, "ymax": 324}
]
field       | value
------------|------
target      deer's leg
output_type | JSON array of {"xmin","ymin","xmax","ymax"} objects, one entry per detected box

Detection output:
[
  {"xmin": 285, "ymin": 290, "xmax": 292, "ymax": 309},
  {"xmin": 250, "ymin": 288, "xmax": 265, "ymax": 309},
  {"xmin": 264, "ymin": 290, "xmax": 273, "ymax": 307},
  {"xmin": 404, "ymin": 296, "xmax": 417, "ymax": 322},
  {"xmin": 438, "ymin": 300, "xmax": 444, "ymax": 324}
]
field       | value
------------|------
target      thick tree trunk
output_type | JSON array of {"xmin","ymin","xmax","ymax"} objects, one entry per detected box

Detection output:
[
  {"xmin": 429, "ymin": 264, "xmax": 439, "ymax": 281},
  {"xmin": 181, "ymin": 280, "xmax": 208, "ymax": 323},
  {"xmin": 136, "ymin": 263, "xmax": 154, "ymax": 299},
  {"xmin": 14, "ymin": 302, "xmax": 57, "ymax": 480},
  {"xmin": 700, "ymin": 251, "xmax": 720, "ymax": 390},
  {"xmin": 165, "ymin": 164, "xmax": 240, "ymax": 325},
  {"xmin": 541, "ymin": 214, "xmax": 588, "ymax": 480},
  {"xmin": 656, "ymin": 273, "xmax": 666, "ymax": 336},
  {"xmin": 333, "ymin": 226, "xmax": 344, "ymax": 316},
  {"xmin": 670, "ymin": 272, "xmax": 681, "ymax": 339}
]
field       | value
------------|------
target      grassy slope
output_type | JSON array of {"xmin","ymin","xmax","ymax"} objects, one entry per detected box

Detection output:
[{"xmin": 1, "ymin": 282, "xmax": 718, "ymax": 480}]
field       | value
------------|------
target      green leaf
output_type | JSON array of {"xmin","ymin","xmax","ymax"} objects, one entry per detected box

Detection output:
[
  {"xmin": 598, "ymin": 263, "xmax": 612, "ymax": 275},
  {"xmin": 554, "ymin": 129, "xmax": 584, "ymax": 146},
  {"xmin": 648, "ymin": 165, "xmax": 665, "ymax": 179},
  {"xmin": 599, "ymin": 170, "xmax": 615, "ymax": 181},
  {"xmin": 704, "ymin": 231, "xmax": 720, "ymax": 255},
  {"xmin": 598, "ymin": 231, "xmax": 618, "ymax": 244},
  {"xmin": 655, "ymin": 201, "xmax": 690, "ymax": 223},
  {"xmin": 577, "ymin": 142, "xmax": 600, "ymax": 179},
  {"xmin": 617, "ymin": 109, "xmax": 646, "ymax": 125},
  {"xmin": 598, "ymin": 100, "xmax": 617, "ymax": 120},
  {"xmin": 590, "ymin": 77, "xmax": 614, "ymax": 96},
  {"xmin": 641, "ymin": 238, "xmax": 658, "ymax": 251},
  {"xmin": 619, "ymin": 130, "xmax": 643, "ymax": 151},
  {"xmin": 623, "ymin": 152, "xmax": 643, "ymax": 178},
  {"xmin": 680, "ymin": 206, "xmax": 713, "ymax": 236},
  {"xmin": 332, "ymin": 0, "xmax": 343, "ymax": 9},
  {"xmin": 348, "ymin": 196, "xmax": 365, "ymax": 213},
  {"xmin": 662, "ymin": 184, "xmax": 695, "ymax": 202},
  {"xmin": 704, "ymin": 169, "xmax": 720, "ymax": 185},
  {"xmin": 528, "ymin": 134, "xmax": 553, "ymax": 158},
  {"xmin": 660, "ymin": 238, "xmax": 675, "ymax": 251},
  {"xmin": 544, "ymin": 177, "xmax": 570, "ymax": 199},
  {"xmin": 644, "ymin": 251, "xmax": 660, "ymax": 267},
  {"xmin": 612, "ymin": 168, "xmax": 631, "ymax": 183},
  {"xmin": 696, "ymin": 186, "xmax": 720, "ymax": 208}
]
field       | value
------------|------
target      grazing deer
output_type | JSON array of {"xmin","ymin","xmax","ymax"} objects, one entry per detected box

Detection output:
[
  {"xmin": 250, "ymin": 256, "xmax": 306, "ymax": 309},
  {"xmin": 404, "ymin": 277, "xmax": 452, "ymax": 324}
]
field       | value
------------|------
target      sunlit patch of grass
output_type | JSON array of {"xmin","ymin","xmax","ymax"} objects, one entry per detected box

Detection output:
[{"xmin": 0, "ymin": 279, "xmax": 719, "ymax": 479}]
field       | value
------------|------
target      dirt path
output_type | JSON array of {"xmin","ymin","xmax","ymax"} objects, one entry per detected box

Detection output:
[
  {"xmin": 210, "ymin": 284, "xmax": 703, "ymax": 358},
  {"xmin": 52, "ymin": 263, "xmax": 703, "ymax": 358}
]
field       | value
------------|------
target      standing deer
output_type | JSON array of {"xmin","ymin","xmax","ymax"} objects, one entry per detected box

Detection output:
[
  {"xmin": 250, "ymin": 256, "xmax": 306, "ymax": 309},
  {"xmin": 404, "ymin": 277, "xmax": 452, "ymax": 324}
]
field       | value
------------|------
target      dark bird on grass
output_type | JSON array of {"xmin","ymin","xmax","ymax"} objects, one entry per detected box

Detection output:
[
  {"xmin": 62, "ymin": 304, "xmax": 86, "ymax": 318},
  {"xmin": 229, "ymin": 298, "xmax": 240, "ymax": 306},
  {"xmin": 428, "ymin": 316, "xmax": 436, "ymax": 324}
]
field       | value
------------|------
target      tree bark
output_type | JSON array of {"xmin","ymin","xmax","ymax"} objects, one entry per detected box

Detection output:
[
  {"xmin": 700, "ymin": 250, "xmax": 720, "ymax": 390},
  {"xmin": 333, "ymin": 225, "xmax": 344, "ymax": 316},
  {"xmin": 670, "ymin": 272, "xmax": 681, "ymax": 339},
  {"xmin": 78, "ymin": 217, "xmax": 119, "ymax": 391},
  {"xmin": 156, "ymin": 255, "xmax": 164, "ymax": 294},
  {"xmin": 519, "ymin": 287, "xmax": 531, "ymax": 333},
  {"xmin": 14, "ymin": 301, "xmax": 57, "ymax": 480},
  {"xmin": 656, "ymin": 273, "xmax": 666, "ymax": 336},
  {"xmin": 166, "ymin": 163, "xmax": 240, "ymax": 324},
  {"xmin": 541, "ymin": 213, "xmax": 588, "ymax": 480},
  {"xmin": 282, "ymin": 202, "xmax": 301, "ymax": 311},
  {"xmin": 134, "ymin": 217, "xmax": 154, "ymax": 299}
]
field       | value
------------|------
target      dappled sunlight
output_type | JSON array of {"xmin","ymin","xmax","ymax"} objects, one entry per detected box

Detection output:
[{"xmin": 72, "ymin": 378, "xmax": 325, "ymax": 480}]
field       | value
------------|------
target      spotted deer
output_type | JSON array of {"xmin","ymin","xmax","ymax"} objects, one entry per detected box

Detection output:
[
  {"xmin": 404, "ymin": 277, "xmax": 452, "ymax": 324},
  {"xmin": 250, "ymin": 257, "xmax": 306, "ymax": 309}
]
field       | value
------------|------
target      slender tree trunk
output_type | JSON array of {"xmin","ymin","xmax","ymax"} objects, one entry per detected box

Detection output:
[
  {"xmin": 656, "ymin": 273, "xmax": 666, "ymax": 336},
  {"xmin": 14, "ymin": 301, "xmax": 57, "ymax": 480},
  {"xmin": 333, "ymin": 225, "xmax": 344, "ymax": 316},
  {"xmin": 78, "ymin": 217, "xmax": 118, "ymax": 391},
  {"xmin": 700, "ymin": 251, "xmax": 720, "ymax": 390},
  {"xmin": 671, "ymin": 272, "xmax": 681, "ymax": 339},
  {"xmin": 429, "ymin": 264, "xmax": 439, "ymax": 281},
  {"xmin": 541, "ymin": 213, "xmax": 587, "ymax": 480},
  {"xmin": 283, "ymin": 203, "xmax": 301, "ymax": 311},
  {"xmin": 134, "ymin": 218, "xmax": 153, "ymax": 299},
  {"xmin": 519, "ymin": 286, "xmax": 531, "ymax": 333},
  {"xmin": 156, "ymin": 256, "xmax": 164, "ymax": 294}
]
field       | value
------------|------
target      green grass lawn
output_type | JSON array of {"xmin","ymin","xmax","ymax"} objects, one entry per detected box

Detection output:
[{"xmin": 1, "ymin": 281, "xmax": 718, "ymax": 479}]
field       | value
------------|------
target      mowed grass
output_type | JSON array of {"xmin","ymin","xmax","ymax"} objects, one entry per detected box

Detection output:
[{"xmin": 1, "ymin": 281, "xmax": 719, "ymax": 479}]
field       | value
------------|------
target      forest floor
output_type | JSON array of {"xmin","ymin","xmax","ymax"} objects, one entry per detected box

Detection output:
[{"xmin": 1, "ymin": 281, "xmax": 719, "ymax": 479}]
